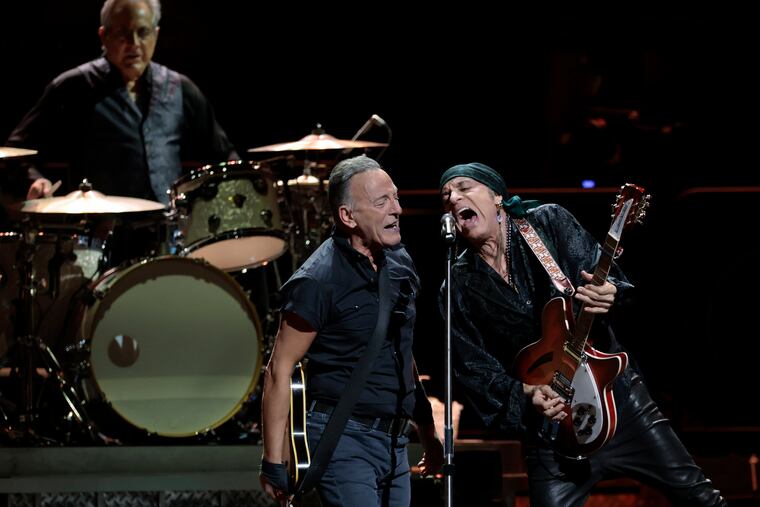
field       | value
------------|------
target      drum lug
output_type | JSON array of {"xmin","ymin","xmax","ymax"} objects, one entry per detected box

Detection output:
[
  {"xmin": 88, "ymin": 288, "xmax": 107, "ymax": 304},
  {"xmin": 174, "ymin": 193, "xmax": 188, "ymax": 208},
  {"xmin": 200, "ymin": 182, "xmax": 218, "ymax": 200},
  {"xmin": 252, "ymin": 175, "xmax": 268, "ymax": 195},
  {"xmin": 232, "ymin": 193, "xmax": 247, "ymax": 208},
  {"xmin": 207, "ymin": 214, "xmax": 221, "ymax": 233},
  {"xmin": 260, "ymin": 209, "xmax": 273, "ymax": 227}
]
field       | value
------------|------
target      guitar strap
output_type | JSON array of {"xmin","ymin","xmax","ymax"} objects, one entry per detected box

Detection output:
[
  {"xmin": 294, "ymin": 261, "xmax": 393, "ymax": 498},
  {"xmin": 512, "ymin": 217, "xmax": 575, "ymax": 296}
]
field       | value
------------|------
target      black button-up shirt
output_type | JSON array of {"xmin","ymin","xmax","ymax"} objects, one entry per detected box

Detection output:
[
  {"xmin": 281, "ymin": 233, "xmax": 429, "ymax": 421},
  {"xmin": 7, "ymin": 57, "xmax": 236, "ymax": 204}
]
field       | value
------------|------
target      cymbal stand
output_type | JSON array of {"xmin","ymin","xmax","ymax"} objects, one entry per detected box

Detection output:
[
  {"xmin": 8, "ymin": 219, "xmax": 95, "ymax": 443},
  {"xmin": 284, "ymin": 163, "xmax": 333, "ymax": 271}
]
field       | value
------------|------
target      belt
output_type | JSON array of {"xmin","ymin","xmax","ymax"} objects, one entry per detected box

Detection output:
[{"xmin": 311, "ymin": 400, "xmax": 415, "ymax": 438}]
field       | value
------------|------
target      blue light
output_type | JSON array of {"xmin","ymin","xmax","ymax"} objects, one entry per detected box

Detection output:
[{"xmin": 581, "ymin": 179, "xmax": 596, "ymax": 189}]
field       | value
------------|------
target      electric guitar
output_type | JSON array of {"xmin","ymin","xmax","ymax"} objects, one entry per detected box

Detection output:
[
  {"xmin": 513, "ymin": 183, "xmax": 649, "ymax": 459},
  {"xmin": 283, "ymin": 361, "xmax": 310, "ymax": 506}
]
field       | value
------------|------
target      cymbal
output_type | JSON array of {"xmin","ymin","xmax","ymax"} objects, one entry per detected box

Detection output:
[
  {"xmin": 248, "ymin": 132, "xmax": 388, "ymax": 153},
  {"xmin": 22, "ymin": 189, "xmax": 165, "ymax": 214},
  {"xmin": 0, "ymin": 147, "xmax": 37, "ymax": 159},
  {"xmin": 288, "ymin": 174, "xmax": 322, "ymax": 186}
]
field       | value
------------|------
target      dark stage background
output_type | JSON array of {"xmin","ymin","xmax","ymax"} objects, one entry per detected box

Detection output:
[{"xmin": 2, "ymin": 6, "xmax": 759, "ymax": 445}]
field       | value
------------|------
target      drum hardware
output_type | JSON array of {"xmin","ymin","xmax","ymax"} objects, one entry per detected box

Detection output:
[
  {"xmin": 0, "ymin": 181, "xmax": 168, "ymax": 444},
  {"xmin": 276, "ymin": 173, "xmax": 333, "ymax": 270},
  {"xmin": 247, "ymin": 121, "xmax": 392, "ymax": 270},
  {"xmin": 0, "ymin": 219, "xmax": 96, "ymax": 444}
]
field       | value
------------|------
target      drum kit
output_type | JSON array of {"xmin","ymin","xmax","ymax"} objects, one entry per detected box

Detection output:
[{"xmin": 0, "ymin": 126, "xmax": 388, "ymax": 445}]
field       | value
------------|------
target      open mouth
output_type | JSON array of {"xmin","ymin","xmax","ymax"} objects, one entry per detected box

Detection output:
[
  {"xmin": 457, "ymin": 207, "xmax": 478, "ymax": 226},
  {"xmin": 384, "ymin": 222, "xmax": 399, "ymax": 231}
]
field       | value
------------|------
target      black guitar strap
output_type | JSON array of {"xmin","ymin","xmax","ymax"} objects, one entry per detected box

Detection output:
[{"xmin": 294, "ymin": 262, "xmax": 393, "ymax": 498}]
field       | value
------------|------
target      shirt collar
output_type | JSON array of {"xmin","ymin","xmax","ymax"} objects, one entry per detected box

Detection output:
[
  {"xmin": 100, "ymin": 57, "xmax": 154, "ymax": 90},
  {"xmin": 332, "ymin": 231, "xmax": 387, "ymax": 268}
]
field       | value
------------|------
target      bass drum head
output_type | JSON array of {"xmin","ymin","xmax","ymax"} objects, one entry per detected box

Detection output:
[{"xmin": 84, "ymin": 256, "xmax": 262, "ymax": 437}]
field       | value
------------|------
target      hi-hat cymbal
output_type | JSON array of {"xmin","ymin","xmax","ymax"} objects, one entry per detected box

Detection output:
[
  {"xmin": 22, "ymin": 189, "xmax": 165, "ymax": 214},
  {"xmin": 248, "ymin": 132, "xmax": 388, "ymax": 153},
  {"xmin": 0, "ymin": 147, "xmax": 38, "ymax": 159}
]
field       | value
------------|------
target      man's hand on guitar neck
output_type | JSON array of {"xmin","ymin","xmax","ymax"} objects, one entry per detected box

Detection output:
[
  {"xmin": 575, "ymin": 270, "xmax": 617, "ymax": 314},
  {"xmin": 524, "ymin": 384, "xmax": 567, "ymax": 421}
]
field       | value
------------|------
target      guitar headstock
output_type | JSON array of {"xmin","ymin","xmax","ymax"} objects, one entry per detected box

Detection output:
[{"xmin": 609, "ymin": 183, "xmax": 650, "ymax": 241}]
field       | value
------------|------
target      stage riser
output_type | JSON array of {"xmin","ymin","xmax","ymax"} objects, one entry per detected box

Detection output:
[{"xmin": 4, "ymin": 491, "xmax": 277, "ymax": 507}]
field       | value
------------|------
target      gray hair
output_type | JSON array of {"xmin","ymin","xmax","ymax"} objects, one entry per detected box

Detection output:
[
  {"xmin": 328, "ymin": 155, "xmax": 383, "ymax": 218},
  {"xmin": 101, "ymin": 0, "xmax": 162, "ymax": 29}
]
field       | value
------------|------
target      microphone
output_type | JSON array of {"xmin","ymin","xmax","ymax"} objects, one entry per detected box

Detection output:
[
  {"xmin": 441, "ymin": 212, "xmax": 456, "ymax": 243},
  {"xmin": 369, "ymin": 114, "xmax": 387, "ymax": 128},
  {"xmin": 343, "ymin": 114, "xmax": 390, "ymax": 154}
]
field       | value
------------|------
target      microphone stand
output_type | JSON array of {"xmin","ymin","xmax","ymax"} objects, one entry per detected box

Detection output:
[
  {"xmin": 442, "ymin": 226, "xmax": 456, "ymax": 507},
  {"xmin": 340, "ymin": 114, "xmax": 392, "ymax": 161}
]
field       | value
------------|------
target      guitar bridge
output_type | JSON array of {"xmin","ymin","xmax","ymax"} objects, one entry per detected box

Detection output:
[{"xmin": 551, "ymin": 371, "xmax": 575, "ymax": 403}]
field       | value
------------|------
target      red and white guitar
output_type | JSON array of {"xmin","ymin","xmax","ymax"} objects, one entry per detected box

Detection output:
[{"xmin": 513, "ymin": 184, "xmax": 649, "ymax": 459}]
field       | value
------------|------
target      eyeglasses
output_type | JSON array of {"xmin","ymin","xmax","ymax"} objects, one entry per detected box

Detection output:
[{"xmin": 108, "ymin": 26, "xmax": 156, "ymax": 43}]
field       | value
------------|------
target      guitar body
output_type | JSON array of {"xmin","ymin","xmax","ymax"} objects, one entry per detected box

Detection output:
[
  {"xmin": 287, "ymin": 362, "xmax": 310, "ymax": 495},
  {"xmin": 513, "ymin": 297, "xmax": 629, "ymax": 458}
]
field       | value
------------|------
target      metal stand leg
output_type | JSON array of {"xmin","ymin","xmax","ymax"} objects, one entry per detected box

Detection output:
[{"xmin": 2, "ymin": 222, "xmax": 96, "ymax": 444}]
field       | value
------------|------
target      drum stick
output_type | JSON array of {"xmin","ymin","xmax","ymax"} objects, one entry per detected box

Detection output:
[{"xmin": 49, "ymin": 180, "xmax": 62, "ymax": 196}]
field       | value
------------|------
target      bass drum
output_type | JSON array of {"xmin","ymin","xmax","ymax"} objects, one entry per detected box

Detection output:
[{"xmin": 72, "ymin": 256, "xmax": 262, "ymax": 438}]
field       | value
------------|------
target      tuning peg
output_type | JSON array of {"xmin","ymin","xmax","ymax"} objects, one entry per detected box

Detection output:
[{"xmin": 634, "ymin": 194, "xmax": 652, "ymax": 224}]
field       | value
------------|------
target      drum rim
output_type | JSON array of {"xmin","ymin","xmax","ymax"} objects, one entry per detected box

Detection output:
[
  {"xmin": 171, "ymin": 160, "xmax": 275, "ymax": 195},
  {"xmin": 83, "ymin": 254, "xmax": 264, "ymax": 437}
]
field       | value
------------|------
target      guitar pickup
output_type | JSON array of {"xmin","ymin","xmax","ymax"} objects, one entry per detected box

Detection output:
[{"xmin": 562, "ymin": 343, "xmax": 583, "ymax": 363}]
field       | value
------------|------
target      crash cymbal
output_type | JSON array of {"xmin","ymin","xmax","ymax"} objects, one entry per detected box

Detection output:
[
  {"xmin": 22, "ymin": 189, "xmax": 165, "ymax": 214},
  {"xmin": 0, "ymin": 147, "xmax": 37, "ymax": 159},
  {"xmin": 248, "ymin": 132, "xmax": 388, "ymax": 153}
]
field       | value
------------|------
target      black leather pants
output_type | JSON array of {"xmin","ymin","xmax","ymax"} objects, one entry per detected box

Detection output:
[{"xmin": 525, "ymin": 377, "xmax": 727, "ymax": 506}]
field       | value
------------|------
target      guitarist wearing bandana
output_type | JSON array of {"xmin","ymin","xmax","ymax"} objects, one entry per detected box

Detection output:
[{"xmin": 438, "ymin": 162, "xmax": 726, "ymax": 506}]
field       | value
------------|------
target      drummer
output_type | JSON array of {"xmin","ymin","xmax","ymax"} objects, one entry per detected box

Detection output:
[{"xmin": 5, "ymin": 0, "xmax": 237, "ymax": 205}]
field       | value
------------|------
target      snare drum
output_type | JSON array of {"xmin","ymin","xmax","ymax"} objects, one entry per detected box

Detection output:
[
  {"xmin": 171, "ymin": 161, "xmax": 287, "ymax": 272},
  {"xmin": 72, "ymin": 256, "xmax": 262, "ymax": 437}
]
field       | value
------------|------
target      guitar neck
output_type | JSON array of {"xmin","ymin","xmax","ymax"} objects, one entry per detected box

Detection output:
[{"xmin": 570, "ymin": 232, "xmax": 619, "ymax": 351}]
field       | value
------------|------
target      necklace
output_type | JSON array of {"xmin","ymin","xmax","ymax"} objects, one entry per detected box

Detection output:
[{"xmin": 504, "ymin": 217, "xmax": 515, "ymax": 290}]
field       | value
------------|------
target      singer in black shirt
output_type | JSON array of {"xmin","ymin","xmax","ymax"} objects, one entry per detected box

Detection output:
[{"xmin": 260, "ymin": 155, "xmax": 443, "ymax": 507}]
